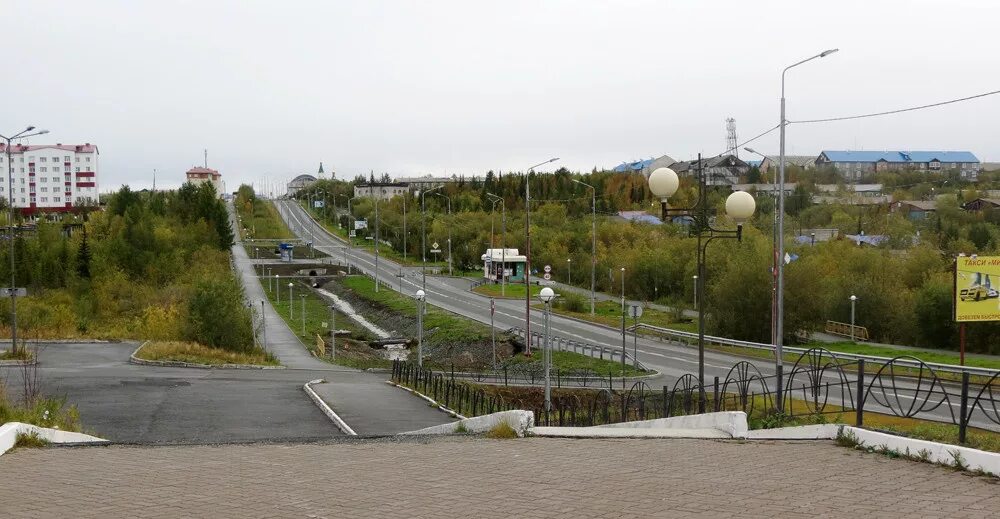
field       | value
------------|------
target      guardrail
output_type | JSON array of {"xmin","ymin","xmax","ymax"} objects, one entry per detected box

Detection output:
[
  {"xmin": 507, "ymin": 327, "xmax": 647, "ymax": 371},
  {"xmin": 631, "ymin": 323, "xmax": 999, "ymax": 378}
]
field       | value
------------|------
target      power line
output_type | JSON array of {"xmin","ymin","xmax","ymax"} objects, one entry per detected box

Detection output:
[
  {"xmin": 710, "ymin": 124, "xmax": 780, "ymax": 158},
  {"xmin": 789, "ymin": 88, "xmax": 1000, "ymax": 124}
]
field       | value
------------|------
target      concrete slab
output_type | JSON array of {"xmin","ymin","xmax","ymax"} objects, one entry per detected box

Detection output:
[{"xmin": 308, "ymin": 375, "xmax": 456, "ymax": 435}]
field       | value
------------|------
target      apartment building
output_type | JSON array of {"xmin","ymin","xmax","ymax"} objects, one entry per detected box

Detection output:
[
  {"xmin": 0, "ymin": 143, "xmax": 99, "ymax": 212},
  {"xmin": 185, "ymin": 167, "xmax": 223, "ymax": 195},
  {"xmin": 816, "ymin": 150, "xmax": 980, "ymax": 181}
]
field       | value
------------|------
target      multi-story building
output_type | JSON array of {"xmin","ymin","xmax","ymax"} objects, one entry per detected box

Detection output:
[
  {"xmin": 354, "ymin": 182, "xmax": 410, "ymax": 200},
  {"xmin": 185, "ymin": 167, "xmax": 223, "ymax": 195},
  {"xmin": 0, "ymin": 143, "xmax": 99, "ymax": 212},
  {"xmin": 816, "ymin": 150, "xmax": 981, "ymax": 181}
]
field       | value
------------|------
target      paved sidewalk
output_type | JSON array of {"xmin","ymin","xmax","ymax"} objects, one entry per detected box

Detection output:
[{"xmin": 3, "ymin": 437, "xmax": 997, "ymax": 518}]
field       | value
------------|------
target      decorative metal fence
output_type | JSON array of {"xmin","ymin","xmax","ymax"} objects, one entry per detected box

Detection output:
[{"xmin": 391, "ymin": 346, "xmax": 1000, "ymax": 444}]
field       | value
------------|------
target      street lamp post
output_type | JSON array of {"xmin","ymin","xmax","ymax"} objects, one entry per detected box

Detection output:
[
  {"xmin": 329, "ymin": 304, "xmax": 336, "ymax": 358},
  {"xmin": 692, "ymin": 275, "xmax": 698, "ymax": 308},
  {"xmin": 1, "ymin": 126, "xmax": 49, "ymax": 355},
  {"xmin": 374, "ymin": 194, "xmax": 380, "ymax": 292},
  {"xmin": 571, "ymin": 178, "xmax": 597, "ymax": 316},
  {"xmin": 421, "ymin": 186, "xmax": 443, "ymax": 304},
  {"xmin": 300, "ymin": 294, "xmax": 306, "ymax": 336},
  {"xmin": 524, "ymin": 158, "xmax": 560, "ymax": 356},
  {"xmin": 288, "ymin": 282, "xmax": 294, "ymax": 319},
  {"xmin": 745, "ymin": 146, "xmax": 780, "ymax": 349},
  {"xmin": 432, "ymin": 192, "xmax": 452, "ymax": 276},
  {"xmin": 538, "ymin": 286, "xmax": 556, "ymax": 416},
  {"xmin": 414, "ymin": 289, "xmax": 426, "ymax": 367},
  {"xmin": 777, "ymin": 48, "xmax": 839, "ymax": 410},
  {"xmin": 648, "ymin": 161, "xmax": 756, "ymax": 412},
  {"xmin": 850, "ymin": 295, "xmax": 858, "ymax": 342},
  {"xmin": 274, "ymin": 274, "xmax": 279, "ymax": 296},
  {"xmin": 566, "ymin": 258, "xmax": 572, "ymax": 285}
]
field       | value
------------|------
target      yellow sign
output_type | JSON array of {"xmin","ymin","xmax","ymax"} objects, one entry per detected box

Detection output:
[{"xmin": 955, "ymin": 256, "xmax": 1000, "ymax": 322}]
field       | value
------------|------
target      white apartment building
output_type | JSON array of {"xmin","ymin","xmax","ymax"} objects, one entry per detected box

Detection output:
[
  {"xmin": 185, "ymin": 167, "xmax": 223, "ymax": 195},
  {"xmin": 0, "ymin": 143, "xmax": 99, "ymax": 212}
]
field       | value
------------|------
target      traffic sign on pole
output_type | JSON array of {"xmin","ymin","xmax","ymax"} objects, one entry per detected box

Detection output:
[
  {"xmin": 629, "ymin": 304, "xmax": 643, "ymax": 319},
  {"xmin": 1, "ymin": 288, "xmax": 26, "ymax": 298}
]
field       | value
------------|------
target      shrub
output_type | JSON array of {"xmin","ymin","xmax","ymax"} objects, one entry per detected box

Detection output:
[
  {"xmin": 485, "ymin": 420, "xmax": 519, "ymax": 439},
  {"xmin": 557, "ymin": 292, "xmax": 586, "ymax": 313},
  {"xmin": 185, "ymin": 277, "xmax": 255, "ymax": 352}
]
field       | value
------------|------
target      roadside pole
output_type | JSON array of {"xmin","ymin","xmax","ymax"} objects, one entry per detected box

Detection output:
[
  {"xmin": 329, "ymin": 304, "xmax": 336, "ymax": 359},
  {"xmin": 490, "ymin": 297, "xmax": 496, "ymax": 369},
  {"xmin": 261, "ymin": 300, "xmax": 266, "ymax": 351},
  {"xmin": 300, "ymin": 294, "xmax": 306, "ymax": 336}
]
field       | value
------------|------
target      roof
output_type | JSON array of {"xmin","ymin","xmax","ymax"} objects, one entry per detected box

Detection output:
[
  {"xmin": 819, "ymin": 150, "xmax": 979, "ymax": 164},
  {"xmin": 963, "ymin": 198, "xmax": 1000, "ymax": 208},
  {"xmin": 613, "ymin": 158, "xmax": 655, "ymax": 173},
  {"xmin": 0, "ymin": 143, "xmax": 98, "ymax": 153},
  {"xmin": 816, "ymin": 184, "xmax": 883, "ymax": 193},
  {"xmin": 732, "ymin": 183, "xmax": 797, "ymax": 192},
  {"xmin": 289, "ymin": 174, "xmax": 316, "ymax": 183},
  {"xmin": 618, "ymin": 211, "xmax": 662, "ymax": 225},
  {"xmin": 482, "ymin": 248, "xmax": 526, "ymax": 262},
  {"xmin": 186, "ymin": 167, "xmax": 219, "ymax": 176},
  {"xmin": 898, "ymin": 200, "xmax": 937, "ymax": 211}
]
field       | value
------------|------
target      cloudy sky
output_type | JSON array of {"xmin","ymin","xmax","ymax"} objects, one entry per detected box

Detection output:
[{"xmin": 3, "ymin": 0, "xmax": 998, "ymax": 192}]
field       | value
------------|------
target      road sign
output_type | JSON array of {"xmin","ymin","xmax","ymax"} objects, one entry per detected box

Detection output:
[
  {"xmin": 313, "ymin": 200, "xmax": 325, "ymax": 208},
  {"xmin": 490, "ymin": 298, "xmax": 495, "ymax": 316},
  {"xmin": 629, "ymin": 304, "xmax": 643, "ymax": 319},
  {"xmin": 543, "ymin": 264, "xmax": 552, "ymax": 273},
  {"xmin": 321, "ymin": 322, "xmax": 328, "ymax": 328},
  {"xmin": 432, "ymin": 242, "xmax": 439, "ymax": 249},
  {"xmin": 0, "ymin": 287, "xmax": 26, "ymax": 297},
  {"xmin": 354, "ymin": 220, "xmax": 368, "ymax": 230},
  {"xmin": 349, "ymin": 230, "xmax": 356, "ymax": 238},
  {"xmin": 543, "ymin": 273, "xmax": 551, "ymax": 280}
]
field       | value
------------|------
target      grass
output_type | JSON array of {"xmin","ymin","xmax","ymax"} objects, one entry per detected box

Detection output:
[
  {"xmin": 0, "ymin": 348, "xmax": 34, "ymax": 361},
  {"xmin": 14, "ymin": 431, "xmax": 48, "ymax": 448},
  {"xmin": 508, "ymin": 350, "xmax": 647, "ymax": 377},
  {"xmin": 542, "ymin": 298, "xmax": 696, "ymax": 334},
  {"xmin": 485, "ymin": 420, "xmax": 519, "ymax": 439},
  {"xmin": 806, "ymin": 341, "xmax": 1000, "ymax": 371},
  {"xmin": 473, "ymin": 283, "xmax": 542, "ymax": 299},
  {"xmin": 0, "ymin": 392, "xmax": 80, "ymax": 433},
  {"xmin": 237, "ymin": 198, "xmax": 293, "ymax": 240},
  {"xmin": 136, "ymin": 341, "xmax": 279, "ymax": 366}
]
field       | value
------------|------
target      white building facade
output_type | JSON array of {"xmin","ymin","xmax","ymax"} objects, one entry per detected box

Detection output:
[
  {"xmin": 0, "ymin": 143, "xmax": 99, "ymax": 212},
  {"xmin": 186, "ymin": 167, "xmax": 224, "ymax": 195}
]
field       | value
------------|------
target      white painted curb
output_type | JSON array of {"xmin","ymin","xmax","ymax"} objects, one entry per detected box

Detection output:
[
  {"xmin": 531, "ymin": 426, "xmax": 731, "ymax": 439},
  {"xmin": 303, "ymin": 379, "xmax": 357, "ymax": 436},
  {"xmin": 594, "ymin": 411, "xmax": 748, "ymax": 439},
  {"xmin": 847, "ymin": 426, "xmax": 1000, "ymax": 476},
  {"xmin": 0, "ymin": 422, "xmax": 106, "ymax": 458},
  {"xmin": 401, "ymin": 410, "xmax": 534, "ymax": 437}
]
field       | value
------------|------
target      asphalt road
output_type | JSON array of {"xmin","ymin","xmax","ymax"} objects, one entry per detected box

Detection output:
[
  {"xmin": 0, "ymin": 342, "xmax": 343, "ymax": 443},
  {"xmin": 275, "ymin": 199, "xmax": 1000, "ymax": 432}
]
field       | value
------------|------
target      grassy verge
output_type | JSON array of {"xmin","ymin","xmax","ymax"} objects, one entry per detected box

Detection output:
[
  {"xmin": 473, "ymin": 283, "xmax": 542, "ymax": 299},
  {"xmin": 540, "ymin": 298, "xmax": 696, "ymax": 333},
  {"xmin": 237, "ymin": 198, "xmax": 293, "ymax": 240},
  {"xmin": 507, "ymin": 350, "xmax": 647, "ymax": 377},
  {"xmin": 0, "ymin": 393, "xmax": 80, "ymax": 433},
  {"xmin": 135, "ymin": 341, "xmax": 278, "ymax": 366},
  {"xmin": 805, "ymin": 341, "xmax": 1000, "ymax": 371},
  {"xmin": 0, "ymin": 349, "xmax": 34, "ymax": 361}
]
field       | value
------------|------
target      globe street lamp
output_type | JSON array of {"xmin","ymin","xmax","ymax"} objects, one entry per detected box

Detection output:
[
  {"xmin": 288, "ymin": 282, "xmax": 294, "ymax": 319},
  {"xmin": 648, "ymin": 161, "xmax": 756, "ymax": 411},
  {"xmin": 538, "ymin": 286, "xmax": 556, "ymax": 416},
  {"xmin": 414, "ymin": 289, "xmax": 426, "ymax": 367}
]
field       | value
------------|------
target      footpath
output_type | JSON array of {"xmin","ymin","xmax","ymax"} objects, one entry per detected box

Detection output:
[{"xmin": 230, "ymin": 207, "xmax": 452, "ymax": 434}]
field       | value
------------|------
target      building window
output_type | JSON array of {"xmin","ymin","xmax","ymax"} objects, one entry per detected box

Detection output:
[
  {"xmin": 53, "ymin": 166, "xmax": 60, "ymax": 173},
  {"xmin": 18, "ymin": 157, "xmax": 23, "ymax": 163},
  {"xmin": 40, "ymin": 197, "xmax": 47, "ymax": 202},
  {"xmin": 54, "ymin": 196, "xmax": 61, "ymax": 202},
  {"xmin": 52, "ymin": 177, "xmax": 59, "ymax": 182},
  {"xmin": 37, "ymin": 157, "xmax": 44, "ymax": 162},
  {"xmin": 19, "ymin": 188, "xmax": 24, "ymax": 193},
  {"xmin": 86, "ymin": 157, "xmax": 91, "ymax": 162},
  {"xmin": 40, "ymin": 187, "xmax": 47, "ymax": 192},
  {"xmin": 75, "ymin": 167, "xmax": 80, "ymax": 172},
  {"xmin": 19, "ymin": 168, "xmax": 24, "ymax": 173},
  {"xmin": 75, "ymin": 157, "xmax": 79, "ymax": 162},
  {"xmin": 51, "ymin": 156, "xmax": 58, "ymax": 162},
  {"xmin": 40, "ymin": 167, "xmax": 47, "ymax": 173},
  {"xmin": 63, "ymin": 156, "xmax": 70, "ymax": 162},
  {"xmin": 40, "ymin": 177, "xmax": 46, "ymax": 183}
]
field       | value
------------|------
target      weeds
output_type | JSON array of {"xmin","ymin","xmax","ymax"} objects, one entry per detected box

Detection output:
[
  {"xmin": 454, "ymin": 422, "xmax": 469, "ymax": 434},
  {"xmin": 14, "ymin": 431, "xmax": 48, "ymax": 449},
  {"xmin": 950, "ymin": 449, "xmax": 968, "ymax": 471},
  {"xmin": 835, "ymin": 428, "xmax": 862, "ymax": 448},
  {"xmin": 485, "ymin": 420, "xmax": 519, "ymax": 439}
]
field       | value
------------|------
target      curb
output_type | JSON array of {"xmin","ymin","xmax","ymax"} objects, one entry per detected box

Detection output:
[
  {"xmin": 303, "ymin": 379, "xmax": 357, "ymax": 436},
  {"xmin": 387, "ymin": 381, "xmax": 466, "ymax": 420},
  {"xmin": 128, "ymin": 342, "xmax": 286, "ymax": 370},
  {"xmin": 0, "ymin": 358, "xmax": 36, "ymax": 367}
]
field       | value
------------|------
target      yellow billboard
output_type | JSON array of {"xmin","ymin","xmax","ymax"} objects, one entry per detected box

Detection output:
[{"xmin": 956, "ymin": 256, "xmax": 1000, "ymax": 322}]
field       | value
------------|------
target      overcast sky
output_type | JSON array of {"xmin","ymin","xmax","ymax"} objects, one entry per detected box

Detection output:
[{"xmin": 3, "ymin": 0, "xmax": 998, "ymax": 192}]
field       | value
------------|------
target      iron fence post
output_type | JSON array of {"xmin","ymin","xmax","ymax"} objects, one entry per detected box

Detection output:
[
  {"xmin": 959, "ymin": 371, "xmax": 970, "ymax": 444},
  {"xmin": 713, "ymin": 376, "xmax": 720, "ymax": 412},
  {"xmin": 855, "ymin": 359, "xmax": 865, "ymax": 427}
]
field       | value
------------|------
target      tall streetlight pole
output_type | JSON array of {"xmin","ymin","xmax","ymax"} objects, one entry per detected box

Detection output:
[
  {"xmin": 487, "ymin": 194, "xmax": 502, "ymax": 287},
  {"xmin": 374, "ymin": 193, "xmax": 380, "ymax": 292},
  {"xmin": 347, "ymin": 197, "xmax": 360, "ymax": 274},
  {"xmin": 571, "ymin": 178, "xmax": 596, "ymax": 316},
  {"xmin": 524, "ymin": 158, "xmax": 560, "ymax": 356},
  {"xmin": 432, "ymin": 192, "xmax": 452, "ymax": 276},
  {"xmin": 620, "ymin": 266, "xmax": 626, "ymax": 385},
  {"xmin": 777, "ymin": 48, "xmax": 838, "ymax": 409},
  {"xmin": 566, "ymin": 258, "xmax": 572, "ymax": 285},
  {"xmin": 1, "ymin": 126, "xmax": 49, "ymax": 356},
  {"xmin": 649, "ymin": 163, "xmax": 756, "ymax": 412},
  {"xmin": 402, "ymin": 192, "xmax": 408, "ymax": 260},
  {"xmin": 421, "ymin": 185, "xmax": 443, "ymax": 302},
  {"xmin": 849, "ymin": 295, "xmax": 858, "ymax": 342}
]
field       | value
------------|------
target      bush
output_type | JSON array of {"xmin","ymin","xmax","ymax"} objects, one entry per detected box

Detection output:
[
  {"xmin": 556, "ymin": 292, "xmax": 586, "ymax": 313},
  {"xmin": 185, "ymin": 277, "xmax": 255, "ymax": 353}
]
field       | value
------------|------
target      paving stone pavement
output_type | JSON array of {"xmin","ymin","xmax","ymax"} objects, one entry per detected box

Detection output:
[{"xmin": 2, "ymin": 437, "xmax": 998, "ymax": 518}]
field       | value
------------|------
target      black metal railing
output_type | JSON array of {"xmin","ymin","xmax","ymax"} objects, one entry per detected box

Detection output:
[{"xmin": 391, "ymin": 346, "xmax": 1000, "ymax": 443}]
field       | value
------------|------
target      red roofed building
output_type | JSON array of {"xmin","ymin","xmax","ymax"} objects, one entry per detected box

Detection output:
[
  {"xmin": 0, "ymin": 143, "xmax": 99, "ymax": 213},
  {"xmin": 185, "ymin": 166, "xmax": 223, "ymax": 196}
]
